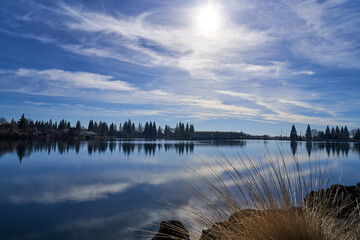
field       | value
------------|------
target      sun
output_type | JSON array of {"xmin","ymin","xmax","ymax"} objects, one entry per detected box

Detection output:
[{"xmin": 196, "ymin": 5, "xmax": 220, "ymax": 35}]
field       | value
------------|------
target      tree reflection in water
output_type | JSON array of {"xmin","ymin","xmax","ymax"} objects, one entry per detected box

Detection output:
[{"xmin": 0, "ymin": 140, "xmax": 358, "ymax": 162}]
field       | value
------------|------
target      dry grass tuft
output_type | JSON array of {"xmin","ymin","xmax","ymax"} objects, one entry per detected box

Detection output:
[{"xmin": 180, "ymin": 153, "xmax": 360, "ymax": 240}]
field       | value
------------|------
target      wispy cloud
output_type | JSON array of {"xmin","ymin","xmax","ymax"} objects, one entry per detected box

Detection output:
[
  {"xmin": 0, "ymin": 0, "xmax": 359, "ymax": 130},
  {"xmin": 16, "ymin": 68, "xmax": 136, "ymax": 91},
  {"xmin": 216, "ymin": 90, "xmax": 354, "ymax": 126}
]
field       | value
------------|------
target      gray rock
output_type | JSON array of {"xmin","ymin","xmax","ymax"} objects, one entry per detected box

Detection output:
[
  {"xmin": 152, "ymin": 220, "xmax": 190, "ymax": 240},
  {"xmin": 305, "ymin": 182, "xmax": 360, "ymax": 218}
]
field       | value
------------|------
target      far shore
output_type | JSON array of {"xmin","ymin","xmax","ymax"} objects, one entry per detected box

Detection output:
[{"xmin": 1, "ymin": 130, "xmax": 359, "ymax": 142}]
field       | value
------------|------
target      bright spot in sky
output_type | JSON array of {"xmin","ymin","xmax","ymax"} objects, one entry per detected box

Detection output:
[{"xmin": 196, "ymin": 5, "xmax": 220, "ymax": 35}]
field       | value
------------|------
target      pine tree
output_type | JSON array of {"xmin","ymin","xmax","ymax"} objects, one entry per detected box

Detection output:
[
  {"xmin": 18, "ymin": 114, "xmax": 28, "ymax": 130},
  {"xmin": 190, "ymin": 124, "xmax": 195, "ymax": 135},
  {"xmin": 344, "ymin": 126, "xmax": 350, "ymax": 140},
  {"xmin": 318, "ymin": 130, "xmax": 325, "ymax": 139},
  {"xmin": 331, "ymin": 127, "xmax": 335, "ymax": 139},
  {"xmin": 305, "ymin": 124, "xmax": 312, "ymax": 140},
  {"xmin": 340, "ymin": 127, "xmax": 344, "ymax": 140},
  {"xmin": 88, "ymin": 120, "xmax": 94, "ymax": 131},
  {"xmin": 290, "ymin": 125, "xmax": 298, "ymax": 140},
  {"xmin": 0, "ymin": 118, "xmax": 6, "ymax": 125},
  {"xmin": 76, "ymin": 120, "xmax": 81, "ymax": 131},
  {"xmin": 354, "ymin": 128, "xmax": 360, "ymax": 140},
  {"xmin": 152, "ymin": 122, "xmax": 157, "ymax": 138},
  {"xmin": 109, "ymin": 123, "xmax": 115, "ymax": 136},
  {"xmin": 100, "ymin": 122, "xmax": 108, "ymax": 136},
  {"xmin": 94, "ymin": 122, "xmax": 99, "ymax": 133},
  {"xmin": 164, "ymin": 125, "xmax": 171, "ymax": 138},
  {"xmin": 325, "ymin": 126, "xmax": 331, "ymax": 139},
  {"xmin": 185, "ymin": 123, "xmax": 190, "ymax": 136},
  {"xmin": 137, "ymin": 123, "xmax": 143, "ymax": 133},
  {"xmin": 157, "ymin": 126, "xmax": 163, "ymax": 137},
  {"xmin": 149, "ymin": 122, "xmax": 153, "ymax": 137},
  {"xmin": 131, "ymin": 123, "xmax": 136, "ymax": 135},
  {"xmin": 180, "ymin": 122, "xmax": 185, "ymax": 137},
  {"xmin": 335, "ymin": 126, "xmax": 340, "ymax": 140}
]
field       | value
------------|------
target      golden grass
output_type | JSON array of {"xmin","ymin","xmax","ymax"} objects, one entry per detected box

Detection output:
[{"xmin": 180, "ymin": 153, "xmax": 360, "ymax": 240}]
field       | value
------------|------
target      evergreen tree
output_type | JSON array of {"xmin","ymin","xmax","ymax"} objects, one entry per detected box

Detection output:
[
  {"xmin": 29, "ymin": 120, "xmax": 34, "ymax": 128},
  {"xmin": 137, "ymin": 123, "xmax": 143, "ymax": 133},
  {"xmin": 290, "ymin": 125, "xmax": 298, "ymax": 140},
  {"xmin": 157, "ymin": 126, "xmax": 163, "ymax": 137},
  {"xmin": 335, "ymin": 126, "xmax": 340, "ymax": 140},
  {"xmin": 0, "ymin": 117, "xmax": 6, "ymax": 125},
  {"xmin": 190, "ymin": 124, "xmax": 195, "ymax": 135},
  {"xmin": 305, "ymin": 124, "xmax": 312, "ymax": 140},
  {"xmin": 185, "ymin": 123, "xmax": 190, "ymax": 137},
  {"xmin": 94, "ymin": 122, "xmax": 99, "ymax": 133},
  {"xmin": 100, "ymin": 122, "xmax": 108, "ymax": 136},
  {"xmin": 88, "ymin": 120, "xmax": 94, "ymax": 131},
  {"xmin": 344, "ymin": 126, "xmax": 350, "ymax": 140},
  {"xmin": 58, "ymin": 119, "xmax": 65, "ymax": 130},
  {"xmin": 67, "ymin": 122, "xmax": 71, "ymax": 129},
  {"xmin": 331, "ymin": 127, "xmax": 335, "ymax": 139},
  {"xmin": 123, "ymin": 119, "xmax": 133, "ymax": 134},
  {"xmin": 123, "ymin": 121, "xmax": 128, "ymax": 134},
  {"xmin": 109, "ymin": 123, "xmax": 115, "ymax": 136},
  {"xmin": 152, "ymin": 122, "xmax": 157, "ymax": 138},
  {"xmin": 76, "ymin": 120, "xmax": 81, "ymax": 131},
  {"xmin": 325, "ymin": 126, "xmax": 331, "ymax": 139},
  {"xmin": 18, "ymin": 114, "xmax": 28, "ymax": 130},
  {"xmin": 144, "ymin": 122, "xmax": 149, "ymax": 138},
  {"xmin": 174, "ymin": 123, "xmax": 179, "ymax": 137},
  {"xmin": 354, "ymin": 128, "xmax": 360, "ymax": 140},
  {"xmin": 149, "ymin": 122, "xmax": 153, "ymax": 137},
  {"xmin": 131, "ymin": 123, "xmax": 136, "ymax": 135},
  {"xmin": 180, "ymin": 122, "xmax": 185, "ymax": 137},
  {"xmin": 164, "ymin": 125, "xmax": 171, "ymax": 138}
]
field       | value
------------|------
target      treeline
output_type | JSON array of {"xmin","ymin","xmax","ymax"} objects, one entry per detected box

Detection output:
[
  {"xmin": 0, "ymin": 141, "xmax": 196, "ymax": 161},
  {"xmin": 0, "ymin": 114, "xmax": 195, "ymax": 139},
  {"xmin": 87, "ymin": 119, "xmax": 194, "ymax": 138},
  {"xmin": 290, "ymin": 124, "xmax": 360, "ymax": 141}
]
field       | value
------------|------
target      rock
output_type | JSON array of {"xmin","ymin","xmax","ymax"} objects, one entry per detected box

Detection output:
[
  {"xmin": 305, "ymin": 182, "xmax": 360, "ymax": 219},
  {"xmin": 198, "ymin": 181, "xmax": 360, "ymax": 239},
  {"xmin": 152, "ymin": 220, "xmax": 190, "ymax": 240},
  {"xmin": 199, "ymin": 209, "xmax": 258, "ymax": 240}
]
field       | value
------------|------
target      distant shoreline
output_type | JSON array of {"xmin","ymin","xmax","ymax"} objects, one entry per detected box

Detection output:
[{"xmin": 1, "ymin": 131, "xmax": 359, "ymax": 143}]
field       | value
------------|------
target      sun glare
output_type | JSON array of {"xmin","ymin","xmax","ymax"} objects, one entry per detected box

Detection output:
[{"xmin": 197, "ymin": 5, "xmax": 220, "ymax": 35}]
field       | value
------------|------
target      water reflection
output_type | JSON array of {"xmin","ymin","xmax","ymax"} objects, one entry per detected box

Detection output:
[
  {"xmin": 290, "ymin": 141, "xmax": 298, "ymax": 156},
  {"xmin": 0, "ymin": 140, "xmax": 199, "ymax": 161},
  {"xmin": 0, "ymin": 140, "xmax": 251, "ymax": 162},
  {"xmin": 2, "ymin": 140, "xmax": 360, "ymax": 163},
  {"xmin": 289, "ymin": 141, "xmax": 356, "ymax": 157},
  {"xmin": 0, "ymin": 140, "xmax": 359, "ymax": 240}
]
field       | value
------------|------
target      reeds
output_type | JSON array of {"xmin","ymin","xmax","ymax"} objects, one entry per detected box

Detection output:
[{"xmin": 179, "ymin": 153, "xmax": 360, "ymax": 240}]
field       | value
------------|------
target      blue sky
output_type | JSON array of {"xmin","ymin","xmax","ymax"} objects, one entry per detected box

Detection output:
[{"xmin": 0, "ymin": 0, "xmax": 360, "ymax": 135}]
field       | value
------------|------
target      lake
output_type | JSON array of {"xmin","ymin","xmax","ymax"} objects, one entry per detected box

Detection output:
[{"xmin": 0, "ymin": 140, "xmax": 359, "ymax": 240}]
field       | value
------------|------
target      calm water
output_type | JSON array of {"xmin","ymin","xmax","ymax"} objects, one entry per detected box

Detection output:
[{"xmin": 0, "ymin": 140, "xmax": 359, "ymax": 240}]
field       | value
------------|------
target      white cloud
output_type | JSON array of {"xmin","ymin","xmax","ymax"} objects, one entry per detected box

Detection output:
[
  {"xmin": 1, "ymin": 0, "xmax": 359, "ymax": 127},
  {"xmin": 9, "ymin": 182, "xmax": 132, "ymax": 204},
  {"xmin": 16, "ymin": 68, "xmax": 136, "ymax": 91},
  {"xmin": 216, "ymin": 90, "xmax": 354, "ymax": 126},
  {"xmin": 289, "ymin": 0, "xmax": 360, "ymax": 68}
]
